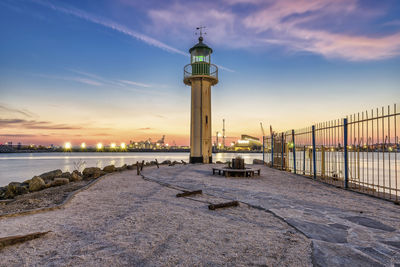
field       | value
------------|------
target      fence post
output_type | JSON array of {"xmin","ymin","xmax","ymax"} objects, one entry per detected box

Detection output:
[
  {"xmin": 344, "ymin": 118, "xmax": 349, "ymax": 188},
  {"xmin": 292, "ymin": 129, "xmax": 296, "ymax": 174},
  {"xmin": 312, "ymin": 125, "xmax": 316, "ymax": 180},
  {"xmin": 281, "ymin": 133, "xmax": 284, "ymax": 170},
  {"xmin": 262, "ymin": 136, "xmax": 265, "ymax": 163},
  {"xmin": 271, "ymin": 136, "xmax": 274, "ymax": 167}
]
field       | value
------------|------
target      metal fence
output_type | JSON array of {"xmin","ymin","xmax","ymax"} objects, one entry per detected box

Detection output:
[{"xmin": 262, "ymin": 103, "xmax": 400, "ymax": 202}]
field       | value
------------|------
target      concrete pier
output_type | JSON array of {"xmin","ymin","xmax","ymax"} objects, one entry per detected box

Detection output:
[{"xmin": 143, "ymin": 164, "xmax": 400, "ymax": 266}]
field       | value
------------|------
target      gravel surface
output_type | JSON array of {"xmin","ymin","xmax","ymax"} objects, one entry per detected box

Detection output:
[{"xmin": 0, "ymin": 167, "xmax": 312, "ymax": 266}]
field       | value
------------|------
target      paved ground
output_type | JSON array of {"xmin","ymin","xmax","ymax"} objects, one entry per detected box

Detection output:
[
  {"xmin": 143, "ymin": 164, "xmax": 400, "ymax": 266},
  {"xmin": 0, "ymin": 167, "xmax": 311, "ymax": 266}
]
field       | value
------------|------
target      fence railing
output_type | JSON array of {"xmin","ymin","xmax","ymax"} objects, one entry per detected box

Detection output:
[{"xmin": 263, "ymin": 103, "xmax": 400, "ymax": 202}]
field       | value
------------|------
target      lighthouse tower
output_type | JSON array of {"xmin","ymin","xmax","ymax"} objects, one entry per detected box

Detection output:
[{"xmin": 184, "ymin": 28, "xmax": 218, "ymax": 163}]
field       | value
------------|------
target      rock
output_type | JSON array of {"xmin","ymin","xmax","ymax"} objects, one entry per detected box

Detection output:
[
  {"xmin": 69, "ymin": 171, "xmax": 82, "ymax": 182},
  {"xmin": 15, "ymin": 185, "xmax": 28, "ymax": 195},
  {"xmin": 82, "ymin": 167, "xmax": 105, "ymax": 179},
  {"xmin": 29, "ymin": 176, "xmax": 45, "ymax": 192},
  {"xmin": 60, "ymin": 172, "xmax": 71, "ymax": 179},
  {"xmin": 116, "ymin": 164, "xmax": 128, "ymax": 172},
  {"xmin": 103, "ymin": 165, "xmax": 116, "ymax": 173},
  {"xmin": 216, "ymin": 161, "xmax": 224, "ymax": 164},
  {"xmin": 72, "ymin": 170, "xmax": 82, "ymax": 176},
  {"xmin": 4, "ymin": 182, "xmax": 20, "ymax": 199},
  {"xmin": 161, "ymin": 160, "xmax": 171, "ymax": 165},
  {"xmin": 4, "ymin": 182, "xmax": 28, "ymax": 198},
  {"xmin": 127, "ymin": 164, "xmax": 136, "ymax": 170},
  {"xmin": 39, "ymin": 169, "xmax": 63, "ymax": 182},
  {"xmin": 0, "ymin": 187, "xmax": 6, "ymax": 199},
  {"xmin": 50, "ymin": 178, "xmax": 69, "ymax": 187},
  {"xmin": 23, "ymin": 179, "xmax": 31, "ymax": 184},
  {"xmin": 253, "ymin": 159, "xmax": 265, "ymax": 165}
]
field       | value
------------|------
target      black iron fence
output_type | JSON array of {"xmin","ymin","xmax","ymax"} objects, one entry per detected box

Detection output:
[{"xmin": 263, "ymin": 103, "xmax": 400, "ymax": 202}]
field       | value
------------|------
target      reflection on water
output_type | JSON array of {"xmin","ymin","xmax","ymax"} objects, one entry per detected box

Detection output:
[{"xmin": 0, "ymin": 152, "xmax": 262, "ymax": 186}]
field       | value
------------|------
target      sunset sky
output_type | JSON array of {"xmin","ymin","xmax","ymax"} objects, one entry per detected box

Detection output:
[{"xmin": 1, "ymin": 0, "xmax": 399, "ymax": 146}]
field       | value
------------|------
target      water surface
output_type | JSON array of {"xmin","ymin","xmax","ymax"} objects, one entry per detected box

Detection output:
[{"xmin": 0, "ymin": 152, "xmax": 262, "ymax": 186}]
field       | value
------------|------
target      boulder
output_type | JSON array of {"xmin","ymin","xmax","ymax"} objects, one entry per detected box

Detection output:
[
  {"xmin": 69, "ymin": 172, "xmax": 82, "ymax": 182},
  {"xmin": 60, "ymin": 172, "xmax": 71, "ymax": 179},
  {"xmin": 82, "ymin": 167, "xmax": 105, "ymax": 179},
  {"xmin": 116, "ymin": 164, "xmax": 128, "ymax": 172},
  {"xmin": 0, "ymin": 186, "xmax": 6, "ymax": 199},
  {"xmin": 253, "ymin": 159, "xmax": 265, "ymax": 165},
  {"xmin": 103, "ymin": 165, "xmax": 116, "ymax": 173},
  {"xmin": 50, "ymin": 178, "xmax": 69, "ymax": 187},
  {"xmin": 4, "ymin": 182, "xmax": 21, "ymax": 198},
  {"xmin": 72, "ymin": 170, "xmax": 82, "ymax": 176},
  {"xmin": 39, "ymin": 169, "xmax": 62, "ymax": 182},
  {"xmin": 29, "ymin": 176, "xmax": 45, "ymax": 192},
  {"xmin": 161, "ymin": 160, "xmax": 171, "ymax": 165},
  {"xmin": 127, "ymin": 164, "xmax": 136, "ymax": 170},
  {"xmin": 216, "ymin": 161, "xmax": 224, "ymax": 164},
  {"xmin": 120, "ymin": 164, "xmax": 128, "ymax": 170}
]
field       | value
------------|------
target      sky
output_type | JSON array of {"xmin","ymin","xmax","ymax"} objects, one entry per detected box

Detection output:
[{"xmin": 0, "ymin": 0, "xmax": 399, "ymax": 146}]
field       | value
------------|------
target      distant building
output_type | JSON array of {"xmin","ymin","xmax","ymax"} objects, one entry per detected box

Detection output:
[{"xmin": 234, "ymin": 135, "xmax": 262, "ymax": 151}]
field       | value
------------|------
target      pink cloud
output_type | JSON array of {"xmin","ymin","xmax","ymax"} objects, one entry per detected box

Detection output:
[{"xmin": 146, "ymin": 0, "xmax": 400, "ymax": 61}]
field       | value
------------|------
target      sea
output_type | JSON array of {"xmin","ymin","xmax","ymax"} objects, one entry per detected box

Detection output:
[{"xmin": 0, "ymin": 152, "xmax": 262, "ymax": 186}]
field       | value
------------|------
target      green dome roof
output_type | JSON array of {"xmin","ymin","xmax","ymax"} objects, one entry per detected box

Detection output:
[{"xmin": 189, "ymin": 37, "xmax": 213, "ymax": 54}]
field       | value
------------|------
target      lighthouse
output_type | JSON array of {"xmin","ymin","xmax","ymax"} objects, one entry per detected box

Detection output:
[{"xmin": 184, "ymin": 28, "xmax": 218, "ymax": 163}]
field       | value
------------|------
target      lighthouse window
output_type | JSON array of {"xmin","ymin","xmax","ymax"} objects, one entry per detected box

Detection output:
[{"xmin": 191, "ymin": 55, "xmax": 210, "ymax": 63}]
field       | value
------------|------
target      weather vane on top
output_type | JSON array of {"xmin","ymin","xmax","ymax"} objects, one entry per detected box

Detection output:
[{"xmin": 195, "ymin": 26, "xmax": 207, "ymax": 41}]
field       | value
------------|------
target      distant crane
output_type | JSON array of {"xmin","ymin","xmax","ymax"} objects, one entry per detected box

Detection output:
[
  {"xmin": 222, "ymin": 119, "xmax": 226, "ymax": 148},
  {"xmin": 157, "ymin": 135, "xmax": 165, "ymax": 145},
  {"xmin": 260, "ymin": 122, "xmax": 265, "ymax": 137}
]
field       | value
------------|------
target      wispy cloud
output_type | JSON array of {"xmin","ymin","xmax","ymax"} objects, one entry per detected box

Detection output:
[
  {"xmin": 0, "ymin": 104, "xmax": 36, "ymax": 118},
  {"xmin": 0, "ymin": 118, "xmax": 83, "ymax": 130},
  {"xmin": 31, "ymin": 0, "xmax": 187, "ymax": 56},
  {"xmin": 0, "ymin": 134, "xmax": 38, "ymax": 137},
  {"xmin": 137, "ymin": 127, "xmax": 151, "ymax": 130},
  {"xmin": 118, "ymin": 80, "xmax": 151, "ymax": 88},
  {"xmin": 383, "ymin": 20, "xmax": 400, "ymax": 27},
  {"xmin": 34, "ymin": 73, "xmax": 103, "ymax": 86}
]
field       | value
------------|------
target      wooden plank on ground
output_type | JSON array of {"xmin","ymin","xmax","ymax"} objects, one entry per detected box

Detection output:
[
  {"xmin": 176, "ymin": 190, "xmax": 202, "ymax": 197},
  {"xmin": 208, "ymin": 201, "xmax": 239, "ymax": 210},
  {"xmin": 0, "ymin": 231, "xmax": 51, "ymax": 250}
]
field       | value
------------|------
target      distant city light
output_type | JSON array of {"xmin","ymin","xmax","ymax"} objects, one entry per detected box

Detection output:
[
  {"xmin": 231, "ymin": 142, "xmax": 235, "ymax": 146},
  {"xmin": 218, "ymin": 143, "xmax": 222, "ymax": 147},
  {"xmin": 81, "ymin": 142, "xmax": 86, "ymax": 149},
  {"xmin": 165, "ymin": 143, "xmax": 169, "ymax": 147},
  {"xmin": 120, "ymin": 142, "xmax": 126, "ymax": 149},
  {"xmin": 237, "ymin": 140, "xmax": 250, "ymax": 144},
  {"xmin": 217, "ymin": 132, "xmax": 222, "ymax": 137},
  {"xmin": 97, "ymin": 143, "xmax": 103, "ymax": 149},
  {"xmin": 111, "ymin": 143, "xmax": 116, "ymax": 148},
  {"xmin": 64, "ymin": 142, "xmax": 71, "ymax": 149}
]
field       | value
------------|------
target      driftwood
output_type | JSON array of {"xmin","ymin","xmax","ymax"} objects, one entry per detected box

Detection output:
[
  {"xmin": 208, "ymin": 201, "xmax": 239, "ymax": 210},
  {"xmin": 0, "ymin": 231, "xmax": 51, "ymax": 250},
  {"xmin": 176, "ymin": 190, "xmax": 202, "ymax": 198},
  {"xmin": 181, "ymin": 160, "xmax": 187, "ymax": 165},
  {"xmin": 155, "ymin": 159, "xmax": 159, "ymax": 168}
]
